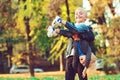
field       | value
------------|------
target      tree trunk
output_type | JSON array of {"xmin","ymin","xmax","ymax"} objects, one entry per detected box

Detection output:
[
  {"xmin": 107, "ymin": 0, "xmax": 115, "ymax": 16},
  {"xmin": 24, "ymin": 17, "xmax": 34, "ymax": 77},
  {"xmin": 65, "ymin": 0, "xmax": 70, "ymax": 21},
  {"xmin": 60, "ymin": 55, "xmax": 63, "ymax": 71},
  {"xmin": 6, "ymin": 42, "xmax": 13, "ymax": 68}
]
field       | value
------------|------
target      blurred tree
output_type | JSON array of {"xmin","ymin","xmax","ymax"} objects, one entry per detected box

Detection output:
[
  {"xmin": 13, "ymin": 0, "xmax": 51, "ymax": 76},
  {"xmin": 88, "ymin": 0, "xmax": 115, "ymax": 56},
  {"xmin": 88, "ymin": 0, "xmax": 120, "ymax": 68},
  {"xmin": 107, "ymin": 16, "xmax": 120, "ymax": 57},
  {"xmin": 0, "ymin": 0, "xmax": 25, "ymax": 73}
]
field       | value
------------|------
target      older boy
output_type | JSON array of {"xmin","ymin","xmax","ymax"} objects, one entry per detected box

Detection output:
[{"xmin": 48, "ymin": 8, "xmax": 92, "ymax": 80}]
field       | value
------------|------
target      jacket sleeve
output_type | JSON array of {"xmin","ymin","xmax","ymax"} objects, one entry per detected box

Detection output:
[
  {"xmin": 59, "ymin": 29, "xmax": 72, "ymax": 38},
  {"xmin": 65, "ymin": 22, "xmax": 79, "ymax": 34},
  {"xmin": 85, "ymin": 44, "xmax": 91, "ymax": 68},
  {"xmin": 65, "ymin": 21, "xmax": 88, "ymax": 34}
]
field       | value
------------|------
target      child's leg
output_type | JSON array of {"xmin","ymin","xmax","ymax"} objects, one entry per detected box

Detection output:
[
  {"xmin": 76, "ymin": 41, "xmax": 84, "ymax": 56},
  {"xmin": 76, "ymin": 41, "xmax": 86, "ymax": 65}
]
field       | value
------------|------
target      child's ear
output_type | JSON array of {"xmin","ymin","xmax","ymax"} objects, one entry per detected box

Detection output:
[
  {"xmin": 86, "ymin": 15, "xmax": 88, "ymax": 18},
  {"xmin": 85, "ymin": 16, "xmax": 88, "ymax": 20}
]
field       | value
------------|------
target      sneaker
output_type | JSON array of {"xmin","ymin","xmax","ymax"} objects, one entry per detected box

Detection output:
[
  {"xmin": 52, "ymin": 16, "xmax": 62, "ymax": 27},
  {"xmin": 47, "ymin": 26, "xmax": 57, "ymax": 37}
]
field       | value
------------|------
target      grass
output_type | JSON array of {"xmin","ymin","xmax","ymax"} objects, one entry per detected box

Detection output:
[
  {"xmin": 0, "ymin": 76, "xmax": 64, "ymax": 80},
  {"xmin": 90, "ymin": 74, "xmax": 120, "ymax": 80},
  {"xmin": 0, "ymin": 74, "xmax": 120, "ymax": 80}
]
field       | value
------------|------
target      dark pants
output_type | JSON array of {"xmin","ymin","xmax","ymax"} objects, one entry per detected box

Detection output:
[{"xmin": 65, "ymin": 56, "xmax": 88, "ymax": 80}]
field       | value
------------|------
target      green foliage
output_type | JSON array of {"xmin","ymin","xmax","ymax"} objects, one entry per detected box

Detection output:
[
  {"xmin": 89, "ymin": 0, "xmax": 107, "ymax": 23},
  {"xmin": 13, "ymin": 0, "xmax": 52, "ymax": 54},
  {"xmin": 36, "ymin": 15, "xmax": 53, "ymax": 52},
  {"xmin": 0, "ymin": 0, "xmax": 19, "ymax": 43},
  {"xmin": 0, "ymin": 36, "xmax": 25, "ymax": 44},
  {"xmin": 89, "ymin": 0, "xmax": 120, "ymax": 60},
  {"xmin": 48, "ymin": 36, "xmax": 67, "ymax": 64}
]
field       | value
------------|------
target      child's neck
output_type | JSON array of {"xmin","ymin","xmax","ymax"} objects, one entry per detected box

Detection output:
[{"xmin": 77, "ymin": 20, "xmax": 86, "ymax": 24}]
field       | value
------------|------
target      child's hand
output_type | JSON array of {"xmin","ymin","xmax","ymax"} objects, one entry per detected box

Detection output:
[
  {"xmin": 82, "ymin": 67, "xmax": 87, "ymax": 78},
  {"xmin": 47, "ymin": 26, "xmax": 58, "ymax": 37},
  {"xmin": 52, "ymin": 16, "xmax": 62, "ymax": 27},
  {"xmin": 55, "ymin": 29, "xmax": 60, "ymax": 34},
  {"xmin": 79, "ymin": 55, "xmax": 86, "ymax": 66}
]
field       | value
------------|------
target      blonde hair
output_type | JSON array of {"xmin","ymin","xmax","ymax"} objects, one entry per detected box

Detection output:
[{"xmin": 75, "ymin": 7, "xmax": 87, "ymax": 16}]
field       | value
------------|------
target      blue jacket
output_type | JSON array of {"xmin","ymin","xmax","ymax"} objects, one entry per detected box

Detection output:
[
  {"xmin": 59, "ymin": 21, "xmax": 91, "ymax": 68},
  {"xmin": 65, "ymin": 21, "xmax": 89, "ymax": 34}
]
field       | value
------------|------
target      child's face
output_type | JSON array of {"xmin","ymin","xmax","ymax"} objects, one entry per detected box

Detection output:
[{"xmin": 75, "ymin": 9, "xmax": 87, "ymax": 23}]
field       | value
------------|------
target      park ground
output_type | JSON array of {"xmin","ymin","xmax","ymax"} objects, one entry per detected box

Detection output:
[
  {"xmin": 1, "ymin": 71, "xmax": 120, "ymax": 80},
  {"xmin": 0, "ymin": 70, "xmax": 105, "ymax": 78},
  {"xmin": 0, "ymin": 63, "xmax": 106, "ymax": 79}
]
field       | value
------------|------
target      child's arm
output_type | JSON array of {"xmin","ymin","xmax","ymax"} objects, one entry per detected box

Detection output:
[
  {"xmin": 82, "ymin": 67, "xmax": 87, "ymax": 78},
  {"xmin": 84, "ymin": 42, "xmax": 91, "ymax": 68},
  {"xmin": 55, "ymin": 29, "xmax": 72, "ymax": 38},
  {"xmin": 52, "ymin": 16, "xmax": 88, "ymax": 34},
  {"xmin": 62, "ymin": 21, "xmax": 89, "ymax": 34}
]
